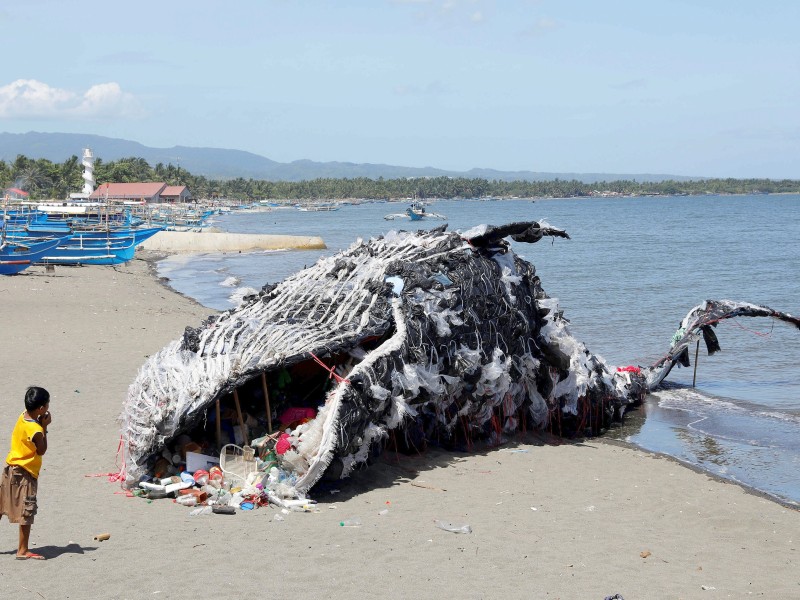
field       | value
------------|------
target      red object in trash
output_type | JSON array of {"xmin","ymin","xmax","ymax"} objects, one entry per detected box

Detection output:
[
  {"xmin": 209, "ymin": 466, "xmax": 224, "ymax": 482},
  {"xmin": 616, "ymin": 365, "xmax": 642, "ymax": 374},
  {"xmin": 275, "ymin": 433, "xmax": 292, "ymax": 455},
  {"xmin": 279, "ymin": 407, "xmax": 316, "ymax": 425}
]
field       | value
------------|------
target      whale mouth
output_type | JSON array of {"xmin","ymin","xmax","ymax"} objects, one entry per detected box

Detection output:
[{"xmin": 185, "ymin": 327, "xmax": 398, "ymax": 495}]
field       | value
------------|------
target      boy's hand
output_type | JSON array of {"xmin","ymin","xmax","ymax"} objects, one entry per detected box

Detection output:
[{"xmin": 40, "ymin": 411, "xmax": 52, "ymax": 428}]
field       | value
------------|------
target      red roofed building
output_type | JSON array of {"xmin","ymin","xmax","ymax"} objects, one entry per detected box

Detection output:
[
  {"xmin": 161, "ymin": 185, "xmax": 192, "ymax": 203},
  {"xmin": 90, "ymin": 182, "xmax": 167, "ymax": 203},
  {"xmin": 4, "ymin": 187, "xmax": 30, "ymax": 200}
]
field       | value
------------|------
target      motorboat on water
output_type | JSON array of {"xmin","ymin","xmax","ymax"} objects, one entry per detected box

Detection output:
[{"xmin": 383, "ymin": 200, "xmax": 446, "ymax": 221}]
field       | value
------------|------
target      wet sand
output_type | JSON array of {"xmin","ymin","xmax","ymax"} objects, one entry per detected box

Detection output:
[{"xmin": 0, "ymin": 256, "xmax": 797, "ymax": 599}]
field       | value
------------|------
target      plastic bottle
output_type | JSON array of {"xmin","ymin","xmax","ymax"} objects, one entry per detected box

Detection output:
[
  {"xmin": 229, "ymin": 491, "xmax": 244, "ymax": 508},
  {"xmin": 434, "ymin": 520, "xmax": 472, "ymax": 534},
  {"xmin": 139, "ymin": 481, "xmax": 166, "ymax": 492},
  {"xmin": 189, "ymin": 505, "xmax": 213, "ymax": 517},
  {"xmin": 175, "ymin": 495, "xmax": 198, "ymax": 507},
  {"xmin": 339, "ymin": 518, "xmax": 362, "ymax": 527},
  {"xmin": 164, "ymin": 481, "xmax": 192, "ymax": 496}
]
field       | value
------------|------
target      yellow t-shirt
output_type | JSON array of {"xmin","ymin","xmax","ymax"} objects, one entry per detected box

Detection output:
[{"xmin": 6, "ymin": 412, "xmax": 44, "ymax": 479}]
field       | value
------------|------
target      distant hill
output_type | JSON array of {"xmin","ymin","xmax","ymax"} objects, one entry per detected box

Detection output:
[{"xmin": 0, "ymin": 131, "xmax": 700, "ymax": 183}]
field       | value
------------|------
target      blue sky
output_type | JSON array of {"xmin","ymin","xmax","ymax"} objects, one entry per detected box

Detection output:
[{"xmin": 2, "ymin": 0, "xmax": 798, "ymax": 178}]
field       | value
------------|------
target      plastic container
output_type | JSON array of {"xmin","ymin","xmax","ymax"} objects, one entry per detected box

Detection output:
[
  {"xmin": 180, "ymin": 471, "xmax": 195, "ymax": 484},
  {"xmin": 339, "ymin": 518, "xmax": 362, "ymax": 527},
  {"xmin": 159, "ymin": 476, "xmax": 181, "ymax": 486},
  {"xmin": 209, "ymin": 466, "xmax": 224, "ymax": 482},
  {"xmin": 434, "ymin": 520, "xmax": 472, "ymax": 534}
]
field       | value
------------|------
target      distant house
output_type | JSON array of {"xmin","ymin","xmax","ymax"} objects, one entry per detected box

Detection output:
[
  {"xmin": 4, "ymin": 187, "xmax": 29, "ymax": 200},
  {"xmin": 90, "ymin": 182, "xmax": 167, "ymax": 203},
  {"xmin": 161, "ymin": 185, "xmax": 193, "ymax": 203}
]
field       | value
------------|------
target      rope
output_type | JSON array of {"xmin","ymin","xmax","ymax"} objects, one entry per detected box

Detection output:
[
  {"xmin": 85, "ymin": 436, "xmax": 126, "ymax": 485},
  {"xmin": 722, "ymin": 317, "xmax": 776, "ymax": 338},
  {"xmin": 309, "ymin": 351, "xmax": 351, "ymax": 384}
]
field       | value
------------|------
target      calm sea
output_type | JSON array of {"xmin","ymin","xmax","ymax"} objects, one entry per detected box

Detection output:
[{"xmin": 157, "ymin": 194, "xmax": 800, "ymax": 505}]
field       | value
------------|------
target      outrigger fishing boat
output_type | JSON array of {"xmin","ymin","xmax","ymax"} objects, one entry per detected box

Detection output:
[
  {"xmin": 0, "ymin": 235, "xmax": 64, "ymax": 275},
  {"xmin": 40, "ymin": 235, "xmax": 138, "ymax": 266},
  {"xmin": 383, "ymin": 200, "xmax": 446, "ymax": 221}
]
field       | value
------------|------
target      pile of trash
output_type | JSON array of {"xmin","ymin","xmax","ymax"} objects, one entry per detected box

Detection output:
[{"xmin": 133, "ymin": 441, "xmax": 317, "ymax": 514}]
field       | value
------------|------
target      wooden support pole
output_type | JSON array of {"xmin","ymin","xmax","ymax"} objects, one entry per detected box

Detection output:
[
  {"xmin": 261, "ymin": 372, "xmax": 273, "ymax": 433},
  {"xmin": 233, "ymin": 388, "xmax": 248, "ymax": 446},
  {"xmin": 215, "ymin": 399, "xmax": 222, "ymax": 449},
  {"xmin": 692, "ymin": 339, "xmax": 700, "ymax": 388}
]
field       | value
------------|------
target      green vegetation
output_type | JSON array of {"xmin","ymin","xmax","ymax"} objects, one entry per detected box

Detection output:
[{"xmin": 2, "ymin": 154, "xmax": 799, "ymax": 201}]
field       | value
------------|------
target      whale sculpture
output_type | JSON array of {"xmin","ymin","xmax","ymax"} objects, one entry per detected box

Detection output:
[{"xmin": 120, "ymin": 221, "xmax": 799, "ymax": 497}]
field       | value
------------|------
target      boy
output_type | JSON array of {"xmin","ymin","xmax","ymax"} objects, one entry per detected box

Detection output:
[{"xmin": 0, "ymin": 386, "xmax": 52, "ymax": 560}]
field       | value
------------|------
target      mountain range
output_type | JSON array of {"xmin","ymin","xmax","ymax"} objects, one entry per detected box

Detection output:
[{"xmin": 0, "ymin": 131, "xmax": 699, "ymax": 183}]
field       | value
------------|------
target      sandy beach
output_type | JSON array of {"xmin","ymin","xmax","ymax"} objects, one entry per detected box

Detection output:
[{"xmin": 0, "ymin": 256, "xmax": 797, "ymax": 600}]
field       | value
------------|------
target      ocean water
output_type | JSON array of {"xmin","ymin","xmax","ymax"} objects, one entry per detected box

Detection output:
[{"xmin": 156, "ymin": 194, "xmax": 800, "ymax": 505}]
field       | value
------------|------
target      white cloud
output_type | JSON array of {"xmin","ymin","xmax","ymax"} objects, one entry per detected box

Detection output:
[{"xmin": 0, "ymin": 79, "xmax": 144, "ymax": 119}]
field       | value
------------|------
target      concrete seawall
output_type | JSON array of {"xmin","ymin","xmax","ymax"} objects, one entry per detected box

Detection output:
[{"xmin": 138, "ymin": 231, "xmax": 326, "ymax": 254}]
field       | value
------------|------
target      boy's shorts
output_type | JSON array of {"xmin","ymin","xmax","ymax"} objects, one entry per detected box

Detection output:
[{"xmin": 0, "ymin": 465, "xmax": 38, "ymax": 525}]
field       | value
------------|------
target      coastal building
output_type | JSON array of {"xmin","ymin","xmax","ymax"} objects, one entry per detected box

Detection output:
[
  {"xmin": 90, "ymin": 182, "xmax": 168, "ymax": 203},
  {"xmin": 161, "ymin": 185, "xmax": 193, "ymax": 203},
  {"xmin": 88, "ymin": 182, "xmax": 194, "ymax": 204}
]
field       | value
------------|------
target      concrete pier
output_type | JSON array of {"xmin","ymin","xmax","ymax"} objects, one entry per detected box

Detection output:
[{"xmin": 138, "ymin": 231, "xmax": 326, "ymax": 254}]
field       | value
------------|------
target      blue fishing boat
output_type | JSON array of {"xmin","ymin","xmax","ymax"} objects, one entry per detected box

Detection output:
[
  {"xmin": 40, "ymin": 236, "xmax": 137, "ymax": 266},
  {"xmin": 12, "ymin": 224, "xmax": 162, "ymax": 246},
  {"xmin": 68, "ymin": 226, "xmax": 162, "ymax": 245},
  {"xmin": 0, "ymin": 237, "xmax": 64, "ymax": 275}
]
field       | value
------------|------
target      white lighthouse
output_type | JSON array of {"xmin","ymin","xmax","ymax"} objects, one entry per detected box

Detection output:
[{"xmin": 69, "ymin": 148, "xmax": 96, "ymax": 200}]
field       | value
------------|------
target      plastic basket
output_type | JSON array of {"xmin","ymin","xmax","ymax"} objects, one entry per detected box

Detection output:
[{"xmin": 219, "ymin": 444, "xmax": 258, "ymax": 489}]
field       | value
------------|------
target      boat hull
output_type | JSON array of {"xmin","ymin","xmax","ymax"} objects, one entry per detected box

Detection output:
[
  {"xmin": 40, "ymin": 238, "xmax": 137, "ymax": 265},
  {"xmin": 0, "ymin": 238, "xmax": 64, "ymax": 275}
]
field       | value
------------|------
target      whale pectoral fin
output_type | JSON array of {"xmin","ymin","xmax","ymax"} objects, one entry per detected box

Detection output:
[{"xmin": 701, "ymin": 325, "xmax": 721, "ymax": 355}]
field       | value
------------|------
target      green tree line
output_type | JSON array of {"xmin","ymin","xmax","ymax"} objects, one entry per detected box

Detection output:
[{"xmin": 3, "ymin": 154, "xmax": 799, "ymax": 201}]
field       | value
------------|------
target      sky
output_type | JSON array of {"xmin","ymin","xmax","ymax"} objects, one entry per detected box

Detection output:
[{"xmin": 1, "ymin": 0, "xmax": 799, "ymax": 178}]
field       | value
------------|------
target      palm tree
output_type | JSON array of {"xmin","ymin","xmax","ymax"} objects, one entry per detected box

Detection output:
[{"xmin": 14, "ymin": 162, "xmax": 50, "ymax": 197}]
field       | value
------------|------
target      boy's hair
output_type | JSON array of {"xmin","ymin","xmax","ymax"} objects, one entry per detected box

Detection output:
[{"xmin": 24, "ymin": 386, "xmax": 50, "ymax": 412}]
